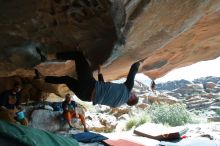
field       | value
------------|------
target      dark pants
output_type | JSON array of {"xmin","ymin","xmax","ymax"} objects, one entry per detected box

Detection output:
[
  {"xmin": 45, "ymin": 51, "xmax": 140, "ymax": 101},
  {"xmin": 45, "ymin": 52, "xmax": 96, "ymax": 101},
  {"xmin": 124, "ymin": 62, "xmax": 140, "ymax": 92}
]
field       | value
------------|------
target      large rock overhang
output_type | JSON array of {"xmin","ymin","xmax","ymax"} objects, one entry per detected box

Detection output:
[{"xmin": 0, "ymin": 0, "xmax": 220, "ymax": 97}]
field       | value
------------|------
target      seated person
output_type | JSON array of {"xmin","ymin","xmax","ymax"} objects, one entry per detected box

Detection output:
[
  {"xmin": 62, "ymin": 93, "xmax": 88, "ymax": 132},
  {"xmin": 0, "ymin": 83, "xmax": 28, "ymax": 126}
]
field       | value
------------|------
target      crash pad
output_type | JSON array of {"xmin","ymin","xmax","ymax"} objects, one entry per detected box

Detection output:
[
  {"xmin": 72, "ymin": 131, "xmax": 108, "ymax": 143},
  {"xmin": 0, "ymin": 120, "xmax": 79, "ymax": 146},
  {"xmin": 134, "ymin": 123, "xmax": 188, "ymax": 141},
  {"xmin": 103, "ymin": 139, "xmax": 144, "ymax": 146}
]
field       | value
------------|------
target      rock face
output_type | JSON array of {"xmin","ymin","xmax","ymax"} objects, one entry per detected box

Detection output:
[
  {"xmin": 30, "ymin": 109, "xmax": 63, "ymax": 131},
  {"xmin": 0, "ymin": 0, "xmax": 116, "ymax": 76},
  {"xmin": 30, "ymin": 105, "xmax": 87, "ymax": 132},
  {"xmin": 1, "ymin": 0, "xmax": 220, "ymax": 99},
  {"xmin": 157, "ymin": 76, "xmax": 220, "ymax": 119},
  {"xmin": 157, "ymin": 76, "xmax": 220, "ymax": 99}
]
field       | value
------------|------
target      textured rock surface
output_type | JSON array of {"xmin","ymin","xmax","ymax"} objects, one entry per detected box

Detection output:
[
  {"xmin": 30, "ymin": 109, "xmax": 62, "ymax": 131},
  {"xmin": 30, "ymin": 108, "xmax": 86, "ymax": 132},
  {"xmin": 157, "ymin": 76, "xmax": 220, "ymax": 118},
  {"xmin": 1, "ymin": 0, "xmax": 220, "ymax": 99}
]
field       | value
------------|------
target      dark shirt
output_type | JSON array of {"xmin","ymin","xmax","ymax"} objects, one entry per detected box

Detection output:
[
  {"xmin": 94, "ymin": 81, "xmax": 129, "ymax": 107},
  {"xmin": 94, "ymin": 73, "xmax": 130, "ymax": 107},
  {"xmin": 62, "ymin": 101, "xmax": 77, "ymax": 113},
  {"xmin": 0, "ymin": 90, "xmax": 21, "ymax": 109}
]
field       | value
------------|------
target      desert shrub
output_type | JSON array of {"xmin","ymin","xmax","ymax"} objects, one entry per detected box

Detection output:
[
  {"xmin": 136, "ymin": 116, "xmax": 147, "ymax": 126},
  {"xmin": 126, "ymin": 119, "xmax": 138, "ymax": 130},
  {"xmin": 216, "ymin": 109, "xmax": 220, "ymax": 116},
  {"xmin": 148, "ymin": 103, "xmax": 192, "ymax": 126},
  {"xmin": 126, "ymin": 114, "xmax": 151, "ymax": 130}
]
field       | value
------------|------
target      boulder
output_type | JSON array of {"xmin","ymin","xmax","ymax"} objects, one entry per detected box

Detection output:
[
  {"xmin": 208, "ymin": 117, "xmax": 220, "ymax": 122},
  {"xmin": 86, "ymin": 113, "xmax": 117, "ymax": 132},
  {"xmin": 146, "ymin": 93, "xmax": 178, "ymax": 105},
  {"xmin": 111, "ymin": 107, "xmax": 131, "ymax": 118},
  {"xmin": 30, "ymin": 109, "xmax": 63, "ymax": 131},
  {"xmin": 30, "ymin": 107, "xmax": 85, "ymax": 132}
]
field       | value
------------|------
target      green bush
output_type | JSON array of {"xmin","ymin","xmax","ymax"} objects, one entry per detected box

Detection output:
[
  {"xmin": 125, "ymin": 103, "xmax": 194, "ymax": 130},
  {"xmin": 148, "ymin": 103, "xmax": 192, "ymax": 126},
  {"xmin": 216, "ymin": 109, "xmax": 220, "ymax": 116},
  {"xmin": 126, "ymin": 114, "xmax": 151, "ymax": 130},
  {"xmin": 137, "ymin": 116, "xmax": 147, "ymax": 127},
  {"xmin": 126, "ymin": 119, "xmax": 138, "ymax": 130}
]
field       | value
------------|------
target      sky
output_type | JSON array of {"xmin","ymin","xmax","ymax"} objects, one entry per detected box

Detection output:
[{"xmin": 155, "ymin": 56, "xmax": 220, "ymax": 83}]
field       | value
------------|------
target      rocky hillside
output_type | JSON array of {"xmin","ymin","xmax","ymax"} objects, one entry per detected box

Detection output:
[
  {"xmin": 156, "ymin": 76, "xmax": 220, "ymax": 98},
  {"xmin": 156, "ymin": 76, "xmax": 220, "ymax": 114},
  {"xmin": 156, "ymin": 79, "xmax": 193, "ymax": 91}
]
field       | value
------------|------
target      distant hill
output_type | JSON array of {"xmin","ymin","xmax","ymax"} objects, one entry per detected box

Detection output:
[
  {"xmin": 156, "ymin": 76, "xmax": 220, "ymax": 91},
  {"xmin": 156, "ymin": 79, "xmax": 192, "ymax": 91},
  {"xmin": 193, "ymin": 76, "xmax": 220, "ymax": 84}
]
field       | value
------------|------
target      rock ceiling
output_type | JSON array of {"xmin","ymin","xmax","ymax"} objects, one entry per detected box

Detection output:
[{"xmin": 0, "ymin": 0, "xmax": 220, "ymax": 97}]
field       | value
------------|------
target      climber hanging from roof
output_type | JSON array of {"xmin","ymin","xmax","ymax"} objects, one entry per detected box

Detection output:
[{"xmin": 34, "ymin": 49, "xmax": 143, "ymax": 107}]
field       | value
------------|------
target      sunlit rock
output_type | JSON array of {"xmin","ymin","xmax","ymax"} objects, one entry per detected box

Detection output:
[{"xmin": 1, "ymin": 0, "xmax": 220, "ymax": 100}]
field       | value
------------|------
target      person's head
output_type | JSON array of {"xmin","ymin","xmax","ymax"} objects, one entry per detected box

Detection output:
[
  {"xmin": 12, "ymin": 83, "xmax": 22, "ymax": 93},
  {"xmin": 65, "ymin": 93, "xmax": 72, "ymax": 102},
  {"xmin": 127, "ymin": 92, "xmax": 139, "ymax": 106}
]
